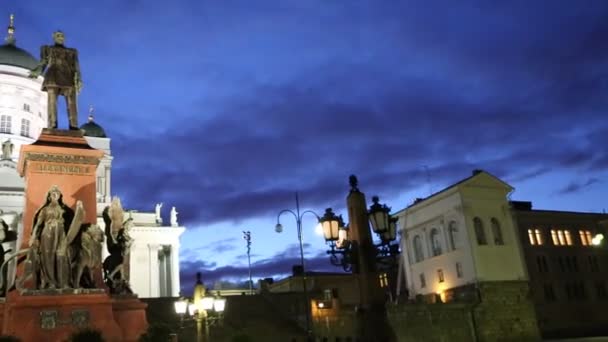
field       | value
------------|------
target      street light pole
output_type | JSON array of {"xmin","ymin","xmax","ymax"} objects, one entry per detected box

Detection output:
[
  {"xmin": 243, "ymin": 231, "xmax": 253, "ymax": 294},
  {"xmin": 276, "ymin": 192, "xmax": 320, "ymax": 341}
]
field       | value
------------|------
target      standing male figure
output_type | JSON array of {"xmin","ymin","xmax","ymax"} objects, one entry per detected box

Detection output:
[{"xmin": 29, "ymin": 31, "xmax": 82, "ymax": 130}]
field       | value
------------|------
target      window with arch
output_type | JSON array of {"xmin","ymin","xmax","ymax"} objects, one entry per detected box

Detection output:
[
  {"xmin": 473, "ymin": 217, "xmax": 487, "ymax": 245},
  {"xmin": 491, "ymin": 218, "xmax": 504, "ymax": 245},
  {"xmin": 413, "ymin": 235, "xmax": 424, "ymax": 263},
  {"xmin": 448, "ymin": 221, "xmax": 458, "ymax": 250},
  {"xmin": 430, "ymin": 228, "xmax": 442, "ymax": 256}
]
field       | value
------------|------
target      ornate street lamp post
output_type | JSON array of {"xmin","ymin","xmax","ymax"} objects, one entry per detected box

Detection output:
[
  {"xmin": 174, "ymin": 273, "xmax": 226, "ymax": 342},
  {"xmin": 275, "ymin": 192, "xmax": 322, "ymax": 340}
]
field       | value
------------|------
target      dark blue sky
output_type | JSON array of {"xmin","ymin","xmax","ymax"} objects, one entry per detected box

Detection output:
[{"xmin": 5, "ymin": 1, "xmax": 608, "ymax": 292}]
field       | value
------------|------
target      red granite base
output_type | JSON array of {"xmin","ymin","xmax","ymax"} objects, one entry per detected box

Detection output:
[{"xmin": 1, "ymin": 291, "xmax": 147, "ymax": 342}]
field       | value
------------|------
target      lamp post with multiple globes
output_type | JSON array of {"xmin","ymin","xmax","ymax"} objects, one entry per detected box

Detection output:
[{"xmin": 174, "ymin": 273, "xmax": 226, "ymax": 342}]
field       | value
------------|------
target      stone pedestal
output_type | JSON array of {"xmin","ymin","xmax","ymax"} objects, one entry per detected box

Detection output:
[
  {"xmin": 3, "ymin": 292, "xmax": 123, "ymax": 342},
  {"xmin": 17, "ymin": 129, "xmax": 104, "ymax": 250},
  {"xmin": 112, "ymin": 295, "xmax": 149, "ymax": 342},
  {"xmin": 2, "ymin": 130, "xmax": 149, "ymax": 341},
  {"xmin": 16, "ymin": 129, "xmax": 104, "ymax": 286}
]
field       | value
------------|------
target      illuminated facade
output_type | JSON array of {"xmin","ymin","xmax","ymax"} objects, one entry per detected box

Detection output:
[{"xmin": 395, "ymin": 170, "xmax": 528, "ymax": 301}]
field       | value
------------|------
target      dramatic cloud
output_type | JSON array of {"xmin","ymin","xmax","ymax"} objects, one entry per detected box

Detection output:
[
  {"xmin": 8, "ymin": 0, "xmax": 608, "ymax": 284},
  {"xmin": 557, "ymin": 178, "xmax": 601, "ymax": 195}
]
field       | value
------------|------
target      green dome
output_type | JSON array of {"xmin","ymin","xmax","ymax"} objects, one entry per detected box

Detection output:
[
  {"xmin": 80, "ymin": 116, "xmax": 107, "ymax": 138},
  {"xmin": 0, "ymin": 43, "xmax": 38, "ymax": 70}
]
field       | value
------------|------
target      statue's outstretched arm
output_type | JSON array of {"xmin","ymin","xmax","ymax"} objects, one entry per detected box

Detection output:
[{"xmin": 29, "ymin": 46, "xmax": 49, "ymax": 78}]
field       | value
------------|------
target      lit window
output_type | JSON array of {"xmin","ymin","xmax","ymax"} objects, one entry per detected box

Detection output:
[
  {"xmin": 419, "ymin": 273, "xmax": 426, "ymax": 288},
  {"xmin": 437, "ymin": 269, "xmax": 444, "ymax": 283},
  {"xmin": 535, "ymin": 229, "xmax": 543, "ymax": 245},
  {"xmin": 528, "ymin": 229, "xmax": 536, "ymax": 245},
  {"xmin": 23, "ymin": 103, "xmax": 30, "ymax": 112},
  {"xmin": 455, "ymin": 262, "xmax": 463, "ymax": 278},
  {"xmin": 379, "ymin": 273, "xmax": 389, "ymax": 288},
  {"xmin": 0, "ymin": 115, "xmax": 11, "ymax": 133},
  {"xmin": 557, "ymin": 230, "xmax": 565, "ymax": 245},
  {"xmin": 551, "ymin": 230, "xmax": 559, "ymax": 245},
  {"xmin": 565, "ymin": 231, "xmax": 573, "ymax": 246},
  {"xmin": 20, "ymin": 118, "xmax": 30, "ymax": 137},
  {"xmin": 579, "ymin": 230, "xmax": 593, "ymax": 246}
]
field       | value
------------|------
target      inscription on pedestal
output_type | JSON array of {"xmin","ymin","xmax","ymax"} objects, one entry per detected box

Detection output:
[
  {"xmin": 33, "ymin": 163, "xmax": 92, "ymax": 175},
  {"xmin": 25, "ymin": 152, "xmax": 100, "ymax": 165},
  {"xmin": 40, "ymin": 309, "xmax": 90, "ymax": 329}
]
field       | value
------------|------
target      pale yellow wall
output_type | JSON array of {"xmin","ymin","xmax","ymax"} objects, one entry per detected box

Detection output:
[
  {"xmin": 458, "ymin": 173, "xmax": 527, "ymax": 282},
  {"xmin": 399, "ymin": 190, "xmax": 477, "ymax": 297},
  {"xmin": 398, "ymin": 172, "xmax": 529, "ymax": 298}
]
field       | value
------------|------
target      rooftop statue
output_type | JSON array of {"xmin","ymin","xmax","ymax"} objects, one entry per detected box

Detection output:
[
  {"xmin": 170, "ymin": 206, "xmax": 178, "ymax": 227},
  {"xmin": 29, "ymin": 31, "xmax": 82, "ymax": 130}
]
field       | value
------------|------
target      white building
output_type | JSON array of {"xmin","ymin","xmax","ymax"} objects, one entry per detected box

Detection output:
[
  {"xmin": 0, "ymin": 16, "xmax": 184, "ymax": 298},
  {"xmin": 395, "ymin": 170, "xmax": 528, "ymax": 301}
]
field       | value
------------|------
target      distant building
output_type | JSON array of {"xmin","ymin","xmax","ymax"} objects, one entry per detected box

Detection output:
[
  {"xmin": 393, "ymin": 169, "xmax": 608, "ymax": 340},
  {"xmin": 0, "ymin": 16, "xmax": 184, "ymax": 298},
  {"xmin": 511, "ymin": 201, "xmax": 608, "ymax": 338}
]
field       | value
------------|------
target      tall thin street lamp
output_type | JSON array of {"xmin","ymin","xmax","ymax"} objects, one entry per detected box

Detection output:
[
  {"xmin": 275, "ymin": 192, "xmax": 321, "ymax": 340},
  {"xmin": 243, "ymin": 230, "xmax": 253, "ymax": 294}
]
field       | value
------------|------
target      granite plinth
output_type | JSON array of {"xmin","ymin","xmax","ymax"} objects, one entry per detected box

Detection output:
[
  {"xmin": 3, "ymin": 292, "xmax": 123, "ymax": 342},
  {"xmin": 16, "ymin": 130, "xmax": 105, "ymax": 287}
]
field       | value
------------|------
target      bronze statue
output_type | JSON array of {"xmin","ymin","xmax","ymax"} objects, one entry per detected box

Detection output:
[
  {"xmin": 29, "ymin": 186, "xmax": 82, "ymax": 289},
  {"xmin": 29, "ymin": 31, "xmax": 82, "ymax": 130},
  {"xmin": 102, "ymin": 197, "xmax": 133, "ymax": 294},
  {"xmin": 72, "ymin": 224, "xmax": 104, "ymax": 289}
]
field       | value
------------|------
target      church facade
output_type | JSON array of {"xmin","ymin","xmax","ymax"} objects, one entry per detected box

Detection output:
[{"xmin": 0, "ymin": 16, "xmax": 183, "ymax": 298}]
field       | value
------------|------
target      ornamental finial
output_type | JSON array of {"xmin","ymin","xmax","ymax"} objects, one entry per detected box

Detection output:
[
  {"xmin": 88, "ymin": 105, "xmax": 94, "ymax": 122},
  {"xmin": 5, "ymin": 14, "xmax": 15, "ymax": 44}
]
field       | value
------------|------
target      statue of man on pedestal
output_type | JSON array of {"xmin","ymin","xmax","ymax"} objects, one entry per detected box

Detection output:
[{"xmin": 29, "ymin": 31, "xmax": 82, "ymax": 130}]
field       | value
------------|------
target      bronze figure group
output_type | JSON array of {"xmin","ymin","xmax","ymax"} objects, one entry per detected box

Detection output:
[{"xmin": 13, "ymin": 186, "xmax": 133, "ymax": 295}]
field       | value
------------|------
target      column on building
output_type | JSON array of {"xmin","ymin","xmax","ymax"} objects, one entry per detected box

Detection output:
[
  {"xmin": 148, "ymin": 243, "xmax": 161, "ymax": 297},
  {"xmin": 170, "ymin": 242, "xmax": 181, "ymax": 297},
  {"xmin": 158, "ymin": 248, "xmax": 167, "ymax": 296},
  {"xmin": 164, "ymin": 245, "xmax": 173, "ymax": 296}
]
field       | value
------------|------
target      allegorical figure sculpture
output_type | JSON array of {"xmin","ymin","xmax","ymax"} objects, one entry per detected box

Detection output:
[
  {"xmin": 29, "ymin": 185, "xmax": 77, "ymax": 289},
  {"xmin": 29, "ymin": 30, "xmax": 82, "ymax": 130},
  {"xmin": 170, "ymin": 206, "xmax": 178, "ymax": 227},
  {"xmin": 102, "ymin": 197, "xmax": 133, "ymax": 294},
  {"xmin": 15, "ymin": 185, "xmax": 104, "ymax": 291}
]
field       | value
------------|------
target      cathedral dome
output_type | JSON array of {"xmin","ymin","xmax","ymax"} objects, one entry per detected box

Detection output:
[
  {"xmin": 80, "ymin": 115, "xmax": 107, "ymax": 138},
  {"xmin": 0, "ymin": 43, "xmax": 37, "ymax": 70}
]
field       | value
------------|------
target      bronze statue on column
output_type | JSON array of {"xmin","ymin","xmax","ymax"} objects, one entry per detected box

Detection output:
[{"xmin": 29, "ymin": 31, "xmax": 83, "ymax": 130}]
